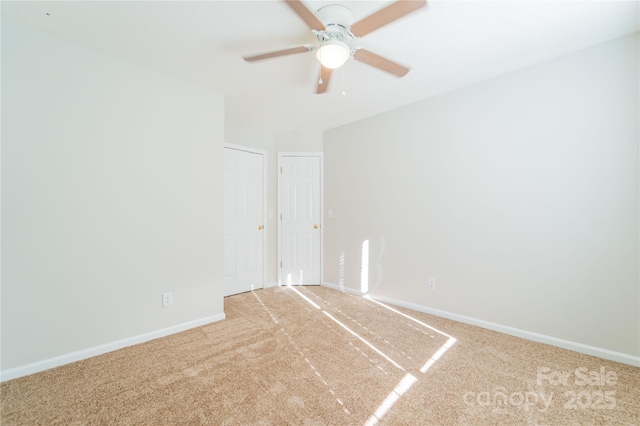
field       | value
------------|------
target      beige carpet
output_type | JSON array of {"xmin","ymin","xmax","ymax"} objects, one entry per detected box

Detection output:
[{"xmin": 2, "ymin": 285, "xmax": 639, "ymax": 425}]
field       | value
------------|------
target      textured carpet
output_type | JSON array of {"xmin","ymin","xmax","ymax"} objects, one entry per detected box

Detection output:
[{"xmin": 1, "ymin": 285, "xmax": 639, "ymax": 425}]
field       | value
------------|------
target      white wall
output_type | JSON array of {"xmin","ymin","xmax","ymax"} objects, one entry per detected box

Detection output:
[
  {"xmin": 274, "ymin": 131, "xmax": 323, "ymax": 152},
  {"xmin": 1, "ymin": 20, "xmax": 226, "ymax": 374},
  {"xmin": 324, "ymin": 33, "xmax": 639, "ymax": 360}
]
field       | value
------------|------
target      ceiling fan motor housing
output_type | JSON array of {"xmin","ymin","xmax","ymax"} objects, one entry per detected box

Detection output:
[{"xmin": 316, "ymin": 4, "xmax": 355, "ymax": 42}]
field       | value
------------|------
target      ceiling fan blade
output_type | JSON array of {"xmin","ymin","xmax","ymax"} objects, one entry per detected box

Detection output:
[
  {"xmin": 316, "ymin": 66, "xmax": 333, "ymax": 94},
  {"xmin": 350, "ymin": 0, "xmax": 426, "ymax": 37},
  {"xmin": 284, "ymin": 0, "xmax": 325, "ymax": 31},
  {"xmin": 244, "ymin": 45, "xmax": 311, "ymax": 62},
  {"xmin": 353, "ymin": 49, "xmax": 409, "ymax": 77}
]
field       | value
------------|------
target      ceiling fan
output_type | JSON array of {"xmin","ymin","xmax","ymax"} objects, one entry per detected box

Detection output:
[{"xmin": 243, "ymin": 0, "xmax": 426, "ymax": 94}]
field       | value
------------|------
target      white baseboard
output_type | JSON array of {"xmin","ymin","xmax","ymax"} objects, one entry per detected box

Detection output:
[
  {"xmin": 0, "ymin": 313, "xmax": 226, "ymax": 382},
  {"xmin": 371, "ymin": 295, "xmax": 640, "ymax": 367},
  {"xmin": 322, "ymin": 283, "xmax": 639, "ymax": 367},
  {"xmin": 322, "ymin": 282, "xmax": 366, "ymax": 296}
]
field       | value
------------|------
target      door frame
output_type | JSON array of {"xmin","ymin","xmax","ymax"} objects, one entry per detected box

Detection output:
[
  {"xmin": 277, "ymin": 152, "xmax": 324, "ymax": 286},
  {"xmin": 224, "ymin": 143, "xmax": 268, "ymax": 293}
]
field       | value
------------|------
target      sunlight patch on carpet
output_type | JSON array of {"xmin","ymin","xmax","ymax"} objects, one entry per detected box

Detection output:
[
  {"xmin": 365, "ymin": 373, "xmax": 418, "ymax": 426},
  {"xmin": 421, "ymin": 337, "xmax": 457, "ymax": 373},
  {"xmin": 287, "ymin": 284, "xmax": 321, "ymax": 309},
  {"xmin": 322, "ymin": 311, "xmax": 405, "ymax": 371}
]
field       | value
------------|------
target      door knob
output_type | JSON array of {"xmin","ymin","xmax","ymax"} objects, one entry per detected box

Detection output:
[
  {"xmin": 257, "ymin": 225, "xmax": 264, "ymax": 230},
  {"xmin": 314, "ymin": 224, "xmax": 319, "ymax": 229}
]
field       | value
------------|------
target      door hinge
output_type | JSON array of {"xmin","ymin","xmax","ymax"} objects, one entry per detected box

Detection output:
[{"xmin": 280, "ymin": 167, "xmax": 283, "ymax": 173}]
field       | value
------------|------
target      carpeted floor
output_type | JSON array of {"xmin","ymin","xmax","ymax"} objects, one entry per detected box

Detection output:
[{"xmin": 1, "ymin": 285, "xmax": 639, "ymax": 425}]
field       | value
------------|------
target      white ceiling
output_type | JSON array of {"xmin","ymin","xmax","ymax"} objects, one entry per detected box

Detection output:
[{"xmin": 2, "ymin": 1, "xmax": 638, "ymax": 132}]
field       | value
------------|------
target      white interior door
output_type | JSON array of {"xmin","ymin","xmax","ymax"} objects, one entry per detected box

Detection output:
[
  {"xmin": 279, "ymin": 154, "xmax": 322, "ymax": 285},
  {"xmin": 224, "ymin": 146, "xmax": 265, "ymax": 296}
]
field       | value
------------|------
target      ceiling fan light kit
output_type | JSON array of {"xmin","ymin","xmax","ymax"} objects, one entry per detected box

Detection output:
[
  {"xmin": 315, "ymin": 40, "xmax": 351, "ymax": 69},
  {"xmin": 244, "ymin": 0, "xmax": 426, "ymax": 93}
]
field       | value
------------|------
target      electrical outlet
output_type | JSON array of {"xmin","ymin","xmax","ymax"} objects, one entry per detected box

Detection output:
[
  {"xmin": 428, "ymin": 279, "xmax": 436, "ymax": 290},
  {"xmin": 162, "ymin": 292, "xmax": 173, "ymax": 307}
]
